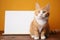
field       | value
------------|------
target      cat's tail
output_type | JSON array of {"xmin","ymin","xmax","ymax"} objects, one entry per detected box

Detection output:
[
  {"xmin": 45, "ymin": 30, "xmax": 56, "ymax": 38},
  {"xmin": 49, "ymin": 30, "xmax": 56, "ymax": 35}
]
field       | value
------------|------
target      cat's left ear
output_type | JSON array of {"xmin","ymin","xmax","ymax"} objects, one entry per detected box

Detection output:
[
  {"xmin": 43, "ymin": 3, "xmax": 50, "ymax": 11},
  {"xmin": 35, "ymin": 3, "xmax": 40, "ymax": 10}
]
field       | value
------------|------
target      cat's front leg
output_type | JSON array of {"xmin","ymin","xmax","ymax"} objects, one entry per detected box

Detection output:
[
  {"xmin": 41, "ymin": 30, "xmax": 46, "ymax": 40},
  {"xmin": 41, "ymin": 34, "xmax": 46, "ymax": 40},
  {"xmin": 34, "ymin": 30, "xmax": 39, "ymax": 40}
]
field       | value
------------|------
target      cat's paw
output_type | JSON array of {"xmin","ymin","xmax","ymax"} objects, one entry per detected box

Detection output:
[
  {"xmin": 34, "ymin": 36, "xmax": 39, "ymax": 40},
  {"xmin": 34, "ymin": 39, "xmax": 39, "ymax": 40},
  {"xmin": 41, "ymin": 36, "xmax": 46, "ymax": 39},
  {"xmin": 31, "ymin": 35, "xmax": 34, "ymax": 38}
]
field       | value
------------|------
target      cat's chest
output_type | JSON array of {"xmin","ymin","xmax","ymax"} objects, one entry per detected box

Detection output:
[
  {"xmin": 36, "ymin": 19, "xmax": 47, "ymax": 32},
  {"xmin": 36, "ymin": 19, "xmax": 47, "ymax": 26}
]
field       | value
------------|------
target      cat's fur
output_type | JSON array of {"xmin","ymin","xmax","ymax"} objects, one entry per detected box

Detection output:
[{"xmin": 30, "ymin": 3, "xmax": 50, "ymax": 40}]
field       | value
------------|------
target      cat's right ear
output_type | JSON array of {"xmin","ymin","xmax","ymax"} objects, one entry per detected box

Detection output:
[
  {"xmin": 35, "ymin": 3, "xmax": 40, "ymax": 10},
  {"xmin": 43, "ymin": 3, "xmax": 50, "ymax": 11}
]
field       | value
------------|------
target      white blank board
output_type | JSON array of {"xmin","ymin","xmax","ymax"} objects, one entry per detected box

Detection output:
[{"xmin": 4, "ymin": 11, "xmax": 34, "ymax": 34}]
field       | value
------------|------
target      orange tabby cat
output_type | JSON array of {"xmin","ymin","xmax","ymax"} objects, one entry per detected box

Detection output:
[{"xmin": 30, "ymin": 3, "xmax": 50, "ymax": 40}]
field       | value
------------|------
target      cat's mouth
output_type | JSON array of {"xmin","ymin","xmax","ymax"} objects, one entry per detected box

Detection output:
[
  {"xmin": 41, "ymin": 17, "xmax": 46, "ymax": 19},
  {"xmin": 38, "ymin": 16, "xmax": 48, "ymax": 19},
  {"xmin": 37, "ymin": 16, "xmax": 45, "ymax": 19},
  {"xmin": 40, "ymin": 14, "xmax": 49, "ymax": 19}
]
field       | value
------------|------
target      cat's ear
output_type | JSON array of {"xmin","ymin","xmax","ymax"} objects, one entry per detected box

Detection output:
[
  {"xmin": 43, "ymin": 3, "xmax": 50, "ymax": 11},
  {"xmin": 35, "ymin": 3, "xmax": 40, "ymax": 10}
]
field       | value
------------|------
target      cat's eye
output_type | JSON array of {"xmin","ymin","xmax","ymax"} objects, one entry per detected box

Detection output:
[{"xmin": 43, "ymin": 11, "xmax": 46, "ymax": 13}]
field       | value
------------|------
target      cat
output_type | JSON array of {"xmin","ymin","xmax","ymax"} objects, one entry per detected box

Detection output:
[{"xmin": 30, "ymin": 3, "xmax": 50, "ymax": 40}]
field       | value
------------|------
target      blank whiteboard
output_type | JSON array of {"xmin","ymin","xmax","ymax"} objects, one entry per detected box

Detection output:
[{"xmin": 4, "ymin": 11, "xmax": 34, "ymax": 34}]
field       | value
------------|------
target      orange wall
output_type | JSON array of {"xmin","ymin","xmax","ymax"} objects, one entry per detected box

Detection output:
[{"xmin": 0, "ymin": 0, "xmax": 60, "ymax": 31}]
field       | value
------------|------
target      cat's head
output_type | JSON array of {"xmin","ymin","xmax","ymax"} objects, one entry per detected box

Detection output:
[{"xmin": 35, "ymin": 3, "xmax": 50, "ymax": 19}]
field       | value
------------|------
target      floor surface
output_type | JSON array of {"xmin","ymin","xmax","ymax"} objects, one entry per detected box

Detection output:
[{"xmin": 0, "ymin": 32, "xmax": 60, "ymax": 40}]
